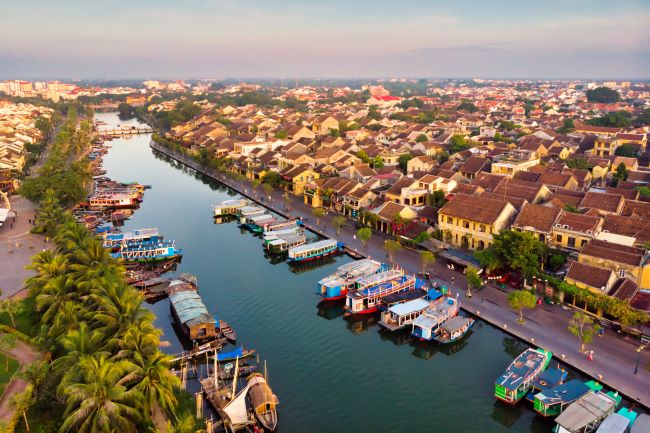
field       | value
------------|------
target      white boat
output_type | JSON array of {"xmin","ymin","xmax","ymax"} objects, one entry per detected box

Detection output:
[
  {"xmin": 213, "ymin": 199, "xmax": 249, "ymax": 216},
  {"xmin": 379, "ymin": 297, "xmax": 432, "ymax": 331},
  {"xmin": 554, "ymin": 390, "xmax": 622, "ymax": 433},
  {"xmin": 411, "ymin": 295, "xmax": 460, "ymax": 341},
  {"xmin": 288, "ymin": 239, "xmax": 340, "ymax": 262}
]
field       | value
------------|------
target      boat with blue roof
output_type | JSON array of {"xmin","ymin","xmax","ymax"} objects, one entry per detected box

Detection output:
[
  {"xmin": 410, "ymin": 294, "xmax": 460, "ymax": 341},
  {"xmin": 534, "ymin": 380, "xmax": 602, "ymax": 417},
  {"xmin": 102, "ymin": 227, "xmax": 161, "ymax": 250},
  {"xmin": 345, "ymin": 269, "xmax": 416, "ymax": 315},
  {"xmin": 288, "ymin": 239, "xmax": 342, "ymax": 262},
  {"xmin": 111, "ymin": 240, "xmax": 183, "ymax": 263},
  {"xmin": 524, "ymin": 367, "xmax": 567, "ymax": 404},
  {"xmin": 494, "ymin": 347, "xmax": 552, "ymax": 405},
  {"xmin": 318, "ymin": 259, "xmax": 386, "ymax": 301}
]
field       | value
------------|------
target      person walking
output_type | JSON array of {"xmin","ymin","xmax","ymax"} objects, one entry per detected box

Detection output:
[{"xmin": 587, "ymin": 350, "xmax": 594, "ymax": 361}]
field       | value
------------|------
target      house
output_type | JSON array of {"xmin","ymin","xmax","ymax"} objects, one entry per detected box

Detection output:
[
  {"xmin": 406, "ymin": 155, "xmax": 436, "ymax": 174},
  {"xmin": 311, "ymin": 114, "xmax": 339, "ymax": 135},
  {"xmin": 280, "ymin": 165, "xmax": 320, "ymax": 196},
  {"xmin": 538, "ymin": 172, "xmax": 579, "ymax": 191},
  {"xmin": 340, "ymin": 164, "xmax": 377, "ymax": 183},
  {"xmin": 490, "ymin": 150, "xmax": 540, "ymax": 176},
  {"xmin": 366, "ymin": 95, "xmax": 402, "ymax": 107},
  {"xmin": 565, "ymin": 260, "xmax": 617, "ymax": 295},
  {"xmin": 574, "ymin": 124, "xmax": 622, "ymax": 137},
  {"xmin": 437, "ymin": 193, "xmax": 517, "ymax": 250},
  {"xmin": 512, "ymin": 203, "xmax": 562, "ymax": 244},
  {"xmin": 577, "ymin": 239, "xmax": 650, "ymax": 289},
  {"xmin": 579, "ymin": 191, "xmax": 624, "ymax": 215},
  {"xmin": 368, "ymin": 201, "xmax": 418, "ymax": 234},
  {"xmin": 417, "ymin": 174, "xmax": 458, "ymax": 196},
  {"xmin": 385, "ymin": 178, "xmax": 428, "ymax": 207},
  {"xmin": 458, "ymin": 156, "xmax": 490, "ymax": 180},
  {"xmin": 285, "ymin": 125, "xmax": 316, "ymax": 141},
  {"xmin": 551, "ymin": 211, "xmax": 602, "ymax": 251}
]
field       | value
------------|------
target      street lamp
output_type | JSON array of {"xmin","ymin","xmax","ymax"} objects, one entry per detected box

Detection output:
[{"xmin": 634, "ymin": 345, "xmax": 646, "ymax": 375}]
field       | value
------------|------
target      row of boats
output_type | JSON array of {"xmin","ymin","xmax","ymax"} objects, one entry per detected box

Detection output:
[
  {"xmin": 495, "ymin": 347, "xmax": 648, "ymax": 433},
  {"xmin": 317, "ymin": 258, "xmax": 476, "ymax": 343}
]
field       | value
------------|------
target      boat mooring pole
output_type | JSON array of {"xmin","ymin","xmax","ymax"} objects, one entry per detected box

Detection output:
[{"xmin": 196, "ymin": 392, "xmax": 203, "ymax": 418}]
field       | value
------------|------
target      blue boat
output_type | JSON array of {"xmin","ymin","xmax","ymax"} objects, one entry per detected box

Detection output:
[
  {"xmin": 345, "ymin": 269, "xmax": 415, "ymax": 315},
  {"xmin": 215, "ymin": 346, "xmax": 256, "ymax": 362},
  {"xmin": 317, "ymin": 259, "xmax": 386, "ymax": 301},
  {"xmin": 534, "ymin": 380, "xmax": 601, "ymax": 417},
  {"xmin": 411, "ymin": 295, "xmax": 460, "ymax": 341},
  {"xmin": 525, "ymin": 367, "xmax": 567, "ymax": 403},
  {"xmin": 111, "ymin": 240, "xmax": 182, "ymax": 263},
  {"xmin": 102, "ymin": 227, "xmax": 161, "ymax": 250}
]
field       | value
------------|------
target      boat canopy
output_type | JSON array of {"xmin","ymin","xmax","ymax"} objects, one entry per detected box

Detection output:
[
  {"xmin": 388, "ymin": 298, "xmax": 430, "ymax": 316},
  {"xmin": 248, "ymin": 375, "xmax": 279, "ymax": 409},
  {"xmin": 555, "ymin": 392, "xmax": 618, "ymax": 432},
  {"xmin": 381, "ymin": 288, "xmax": 427, "ymax": 305},
  {"xmin": 536, "ymin": 380, "xmax": 592, "ymax": 405},
  {"xmin": 168, "ymin": 283, "xmax": 214, "ymax": 327},
  {"xmin": 596, "ymin": 413, "xmax": 631, "ymax": 433},
  {"xmin": 440, "ymin": 316, "xmax": 472, "ymax": 333},
  {"xmin": 495, "ymin": 348, "xmax": 548, "ymax": 391},
  {"xmin": 428, "ymin": 289, "xmax": 443, "ymax": 301},
  {"xmin": 217, "ymin": 346, "xmax": 244, "ymax": 361},
  {"xmin": 412, "ymin": 299, "xmax": 457, "ymax": 330},
  {"xmin": 631, "ymin": 414, "xmax": 650, "ymax": 433},
  {"xmin": 222, "ymin": 384, "xmax": 251, "ymax": 426},
  {"xmin": 289, "ymin": 239, "xmax": 336, "ymax": 255},
  {"xmin": 532, "ymin": 368, "xmax": 567, "ymax": 391}
]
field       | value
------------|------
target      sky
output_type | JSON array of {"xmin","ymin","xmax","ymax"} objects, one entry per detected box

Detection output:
[{"xmin": 1, "ymin": 0, "xmax": 649, "ymax": 80}]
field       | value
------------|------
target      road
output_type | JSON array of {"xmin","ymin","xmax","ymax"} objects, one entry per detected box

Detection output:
[{"xmin": 152, "ymin": 142, "xmax": 650, "ymax": 408}]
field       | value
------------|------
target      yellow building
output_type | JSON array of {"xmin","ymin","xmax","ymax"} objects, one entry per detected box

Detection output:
[
  {"xmin": 550, "ymin": 211, "xmax": 601, "ymax": 251},
  {"xmin": 311, "ymin": 115, "xmax": 339, "ymax": 135},
  {"xmin": 280, "ymin": 165, "xmax": 320, "ymax": 196},
  {"xmin": 437, "ymin": 193, "xmax": 517, "ymax": 250},
  {"xmin": 490, "ymin": 150, "xmax": 540, "ymax": 176},
  {"xmin": 578, "ymin": 239, "xmax": 650, "ymax": 289}
]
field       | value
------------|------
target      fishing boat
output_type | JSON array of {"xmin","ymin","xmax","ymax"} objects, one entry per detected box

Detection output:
[
  {"xmin": 247, "ymin": 371, "xmax": 279, "ymax": 431},
  {"xmin": 525, "ymin": 367, "xmax": 568, "ymax": 403},
  {"xmin": 213, "ymin": 199, "xmax": 249, "ymax": 217},
  {"xmin": 553, "ymin": 389, "xmax": 622, "ymax": 433},
  {"xmin": 216, "ymin": 346, "xmax": 256, "ymax": 363},
  {"xmin": 102, "ymin": 227, "xmax": 161, "ymax": 250},
  {"xmin": 631, "ymin": 413, "xmax": 650, "ymax": 433},
  {"xmin": 433, "ymin": 316, "xmax": 475, "ymax": 344},
  {"xmin": 596, "ymin": 408, "xmax": 638, "ymax": 433},
  {"xmin": 345, "ymin": 269, "xmax": 415, "ymax": 315},
  {"xmin": 288, "ymin": 239, "xmax": 341, "ymax": 262},
  {"xmin": 267, "ymin": 233, "xmax": 307, "ymax": 254},
  {"xmin": 410, "ymin": 295, "xmax": 460, "ymax": 340},
  {"xmin": 494, "ymin": 348, "xmax": 552, "ymax": 405},
  {"xmin": 317, "ymin": 259, "xmax": 386, "ymax": 301},
  {"xmin": 217, "ymin": 362, "xmax": 257, "ymax": 381},
  {"xmin": 534, "ymin": 380, "xmax": 602, "ymax": 417},
  {"xmin": 111, "ymin": 240, "xmax": 183, "ymax": 263},
  {"xmin": 88, "ymin": 193, "xmax": 139, "ymax": 209},
  {"xmin": 167, "ymin": 278, "xmax": 218, "ymax": 342}
]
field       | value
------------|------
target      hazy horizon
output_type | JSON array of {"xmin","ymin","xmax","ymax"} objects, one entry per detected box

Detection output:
[{"xmin": 2, "ymin": 0, "xmax": 649, "ymax": 80}]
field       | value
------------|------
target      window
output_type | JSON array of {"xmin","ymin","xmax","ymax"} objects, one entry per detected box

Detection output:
[
  {"xmin": 556, "ymin": 234, "xmax": 562, "ymax": 243},
  {"xmin": 463, "ymin": 221, "xmax": 470, "ymax": 229},
  {"xmin": 479, "ymin": 224, "xmax": 486, "ymax": 233},
  {"xmin": 581, "ymin": 239, "xmax": 588, "ymax": 247},
  {"xmin": 567, "ymin": 237, "xmax": 576, "ymax": 248},
  {"xmin": 447, "ymin": 216, "xmax": 453, "ymax": 224},
  {"xmin": 619, "ymin": 270, "xmax": 625, "ymax": 278}
]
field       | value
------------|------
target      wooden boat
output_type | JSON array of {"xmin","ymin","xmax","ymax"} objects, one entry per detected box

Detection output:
[
  {"xmin": 379, "ymin": 297, "xmax": 432, "ymax": 331},
  {"xmin": 494, "ymin": 348, "xmax": 552, "ymax": 405},
  {"xmin": 102, "ymin": 227, "xmax": 161, "ymax": 250},
  {"xmin": 219, "ymin": 320, "xmax": 237, "ymax": 342},
  {"xmin": 410, "ymin": 295, "xmax": 460, "ymax": 340},
  {"xmin": 380, "ymin": 287, "xmax": 428, "ymax": 311},
  {"xmin": 345, "ymin": 269, "xmax": 415, "ymax": 315},
  {"xmin": 534, "ymin": 380, "xmax": 602, "ymax": 417},
  {"xmin": 288, "ymin": 239, "xmax": 341, "ymax": 263},
  {"xmin": 264, "ymin": 219, "xmax": 300, "ymax": 232},
  {"xmin": 216, "ymin": 346, "xmax": 256, "ymax": 363},
  {"xmin": 553, "ymin": 389, "xmax": 622, "ymax": 433},
  {"xmin": 596, "ymin": 408, "xmax": 638, "ymax": 433},
  {"xmin": 217, "ymin": 363, "xmax": 257, "ymax": 381},
  {"xmin": 263, "ymin": 227, "xmax": 303, "ymax": 245},
  {"xmin": 213, "ymin": 199, "xmax": 249, "ymax": 216},
  {"xmin": 168, "ymin": 278, "xmax": 218, "ymax": 342},
  {"xmin": 267, "ymin": 233, "xmax": 307, "ymax": 254},
  {"xmin": 247, "ymin": 372, "xmax": 279, "ymax": 432},
  {"xmin": 112, "ymin": 240, "xmax": 183, "ymax": 263},
  {"xmin": 433, "ymin": 316, "xmax": 475, "ymax": 344},
  {"xmin": 317, "ymin": 259, "xmax": 386, "ymax": 301}
]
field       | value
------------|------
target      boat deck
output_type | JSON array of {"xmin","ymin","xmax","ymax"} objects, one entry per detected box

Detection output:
[{"xmin": 496, "ymin": 349, "xmax": 548, "ymax": 391}]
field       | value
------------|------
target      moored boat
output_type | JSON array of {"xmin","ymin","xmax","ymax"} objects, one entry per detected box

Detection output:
[
  {"xmin": 596, "ymin": 408, "xmax": 638, "ymax": 433},
  {"xmin": 345, "ymin": 269, "xmax": 415, "ymax": 315},
  {"xmin": 631, "ymin": 413, "xmax": 650, "ymax": 433},
  {"xmin": 213, "ymin": 199, "xmax": 249, "ymax": 216},
  {"xmin": 111, "ymin": 240, "xmax": 182, "ymax": 263},
  {"xmin": 168, "ymin": 277, "xmax": 218, "ymax": 342},
  {"xmin": 288, "ymin": 239, "xmax": 341, "ymax": 262},
  {"xmin": 534, "ymin": 380, "xmax": 602, "ymax": 417},
  {"xmin": 379, "ymin": 297, "xmax": 432, "ymax": 331},
  {"xmin": 102, "ymin": 227, "xmax": 161, "ymax": 250},
  {"xmin": 410, "ymin": 295, "xmax": 460, "ymax": 340},
  {"xmin": 247, "ymin": 372, "xmax": 279, "ymax": 431},
  {"xmin": 553, "ymin": 388, "xmax": 622, "ymax": 433},
  {"xmin": 216, "ymin": 346, "xmax": 256, "ymax": 363},
  {"xmin": 494, "ymin": 348, "xmax": 552, "ymax": 405},
  {"xmin": 433, "ymin": 315, "xmax": 475, "ymax": 344},
  {"xmin": 524, "ymin": 367, "xmax": 568, "ymax": 403},
  {"xmin": 317, "ymin": 259, "xmax": 385, "ymax": 301},
  {"xmin": 264, "ymin": 219, "xmax": 300, "ymax": 232},
  {"xmin": 267, "ymin": 233, "xmax": 307, "ymax": 254}
]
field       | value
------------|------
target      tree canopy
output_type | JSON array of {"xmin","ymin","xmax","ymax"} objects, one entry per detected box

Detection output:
[
  {"xmin": 475, "ymin": 230, "xmax": 547, "ymax": 281},
  {"xmin": 586, "ymin": 86, "xmax": 620, "ymax": 103}
]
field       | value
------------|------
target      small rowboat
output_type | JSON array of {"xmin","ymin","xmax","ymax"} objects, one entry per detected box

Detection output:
[
  {"xmin": 215, "ymin": 346, "xmax": 256, "ymax": 363},
  {"xmin": 219, "ymin": 320, "xmax": 237, "ymax": 342}
]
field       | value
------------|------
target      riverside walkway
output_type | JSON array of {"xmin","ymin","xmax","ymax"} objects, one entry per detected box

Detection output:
[{"xmin": 150, "ymin": 141, "xmax": 650, "ymax": 408}]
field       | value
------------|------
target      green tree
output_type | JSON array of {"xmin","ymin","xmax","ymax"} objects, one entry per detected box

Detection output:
[
  {"xmin": 448, "ymin": 135, "xmax": 470, "ymax": 153},
  {"xmin": 398, "ymin": 154, "xmax": 413, "ymax": 173},
  {"xmin": 357, "ymin": 227, "xmax": 372, "ymax": 249},
  {"xmin": 275, "ymin": 130, "xmax": 287, "ymax": 139},
  {"xmin": 332, "ymin": 215, "xmax": 346, "ymax": 236},
  {"xmin": 614, "ymin": 143, "xmax": 638, "ymax": 158},
  {"xmin": 329, "ymin": 128, "xmax": 340, "ymax": 137},
  {"xmin": 549, "ymin": 254, "xmax": 566, "ymax": 271},
  {"xmin": 0, "ymin": 333, "xmax": 17, "ymax": 370},
  {"xmin": 384, "ymin": 240, "xmax": 403, "ymax": 264},
  {"xmin": 312, "ymin": 207, "xmax": 326, "ymax": 226},
  {"xmin": 372, "ymin": 156, "xmax": 384, "ymax": 168},
  {"xmin": 507, "ymin": 290, "xmax": 537, "ymax": 324},
  {"xmin": 0, "ymin": 299, "xmax": 20, "ymax": 328},
  {"xmin": 565, "ymin": 157, "xmax": 592, "ymax": 170},
  {"xmin": 419, "ymin": 250, "xmax": 436, "ymax": 274},
  {"xmin": 117, "ymin": 103, "xmax": 135, "ymax": 119},
  {"xmin": 563, "ymin": 204, "xmax": 579, "ymax": 213},
  {"xmin": 465, "ymin": 266, "xmax": 482, "ymax": 298},
  {"xmin": 457, "ymin": 100, "xmax": 478, "ymax": 113},
  {"xmin": 126, "ymin": 351, "xmax": 180, "ymax": 419},
  {"xmin": 368, "ymin": 105, "xmax": 381, "ymax": 120},
  {"xmin": 35, "ymin": 116, "xmax": 53, "ymax": 139},
  {"xmin": 415, "ymin": 133, "xmax": 428, "ymax": 143},
  {"xmin": 356, "ymin": 150, "xmax": 371, "ymax": 164},
  {"xmin": 612, "ymin": 162, "xmax": 628, "ymax": 187},
  {"xmin": 568, "ymin": 311, "xmax": 599, "ymax": 352},
  {"xmin": 558, "ymin": 118, "xmax": 575, "ymax": 134},
  {"xmin": 586, "ymin": 87, "xmax": 620, "ymax": 103}
]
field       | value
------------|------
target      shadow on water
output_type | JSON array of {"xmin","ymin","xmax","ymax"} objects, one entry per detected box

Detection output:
[
  {"xmin": 344, "ymin": 314, "xmax": 378, "ymax": 335},
  {"xmin": 287, "ymin": 256, "xmax": 336, "ymax": 274},
  {"xmin": 316, "ymin": 301, "xmax": 344, "ymax": 321}
]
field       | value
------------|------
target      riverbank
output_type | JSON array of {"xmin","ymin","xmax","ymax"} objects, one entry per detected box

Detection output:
[{"xmin": 150, "ymin": 139, "xmax": 650, "ymax": 409}]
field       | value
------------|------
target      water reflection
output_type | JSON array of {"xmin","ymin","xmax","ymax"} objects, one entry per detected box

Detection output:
[
  {"xmin": 502, "ymin": 336, "xmax": 529, "ymax": 358},
  {"xmin": 344, "ymin": 314, "xmax": 378, "ymax": 335},
  {"xmin": 316, "ymin": 302, "xmax": 344, "ymax": 320},
  {"xmin": 288, "ymin": 257, "xmax": 336, "ymax": 274},
  {"xmin": 491, "ymin": 400, "xmax": 523, "ymax": 428}
]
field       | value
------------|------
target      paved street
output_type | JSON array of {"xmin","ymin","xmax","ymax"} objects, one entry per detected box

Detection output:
[{"xmin": 152, "ymin": 142, "xmax": 650, "ymax": 408}]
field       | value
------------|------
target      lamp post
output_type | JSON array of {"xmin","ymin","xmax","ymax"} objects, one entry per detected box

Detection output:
[{"xmin": 634, "ymin": 345, "xmax": 646, "ymax": 375}]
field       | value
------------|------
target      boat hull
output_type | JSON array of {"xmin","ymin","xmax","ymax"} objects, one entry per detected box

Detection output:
[{"xmin": 288, "ymin": 247, "xmax": 338, "ymax": 262}]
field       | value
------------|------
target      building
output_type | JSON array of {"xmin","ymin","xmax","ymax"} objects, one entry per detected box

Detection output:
[
  {"xmin": 491, "ymin": 150, "xmax": 540, "ymax": 176},
  {"xmin": 577, "ymin": 240, "xmax": 650, "ymax": 289}
]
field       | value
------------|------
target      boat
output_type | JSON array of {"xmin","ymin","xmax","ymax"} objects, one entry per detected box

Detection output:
[
  {"xmin": 239, "ymin": 206, "xmax": 266, "ymax": 218},
  {"xmin": 219, "ymin": 320, "xmax": 237, "ymax": 342},
  {"xmin": 213, "ymin": 199, "xmax": 249, "ymax": 216},
  {"xmin": 553, "ymin": 389, "xmax": 622, "ymax": 433},
  {"xmin": 112, "ymin": 241, "xmax": 183, "ymax": 263},
  {"xmin": 288, "ymin": 239, "xmax": 341, "ymax": 262},
  {"xmin": 631, "ymin": 413, "xmax": 650, "ymax": 433},
  {"xmin": 247, "ymin": 371, "xmax": 279, "ymax": 431},
  {"xmin": 267, "ymin": 233, "xmax": 307, "ymax": 254},
  {"xmin": 596, "ymin": 408, "xmax": 638, "ymax": 433},
  {"xmin": 433, "ymin": 315, "xmax": 475, "ymax": 344},
  {"xmin": 524, "ymin": 367, "xmax": 568, "ymax": 403},
  {"xmin": 217, "ymin": 362, "xmax": 257, "ymax": 381},
  {"xmin": 264, "ymin": 219, "xmax": 300, "ymax": 232},
  {"xmin": 345, "ymin": 269, "xmax": 416, "ymax": 315},
  {"xmin": 102, "ymin": 227, "xmax": 161, "ymax": 250},
  {"xmin": 410, "ymin": 295, "xmax": 460, "ymax": 340},
  {"xmin": 263, "ymin": 227, "xmax": 304, "ymax": 245},
  {"xmin": 216, "ymin": 346, "xmax": 256, "ymax": 363},
  {"xmin": 494, "ymin": 348, "xmax": 552, "ymax": 405},
  {"xmin": 168, "ymin": 278, "xmax": 218, "ymax": 342},
  {"xmin": 379, "ymin": 287, "xmax": 428, "ymax": 311},
  {"xmin": 88, "ymin": 193, "xmax": 139, "ymax": 209},
  {"xmin": 534, "ymin": 380, "xmax": 602, "ymax": 417},
  {"xmin": 379, "ymin": 297, "xmax": 432, "ymax": 331},
  {"xmin": 317, "ymin": 258, "xmax": 386, "ymax": 301}
]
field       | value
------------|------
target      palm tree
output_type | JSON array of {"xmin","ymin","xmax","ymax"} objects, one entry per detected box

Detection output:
[
  {"xmin": 0, "ymin": 299, "xmax": 20, "ymax": 328},
  {"xmin": 90, "ymin": 282, "xmax": 154, "ymax": 338},
  {"xmin": 121, "ymin": 351, "xmax": 180, "ymax": 418},
  {"xmin": 115, "ymin": 322, "xmax": 161, "ymax": 360},
  {"xmin": 59, "ymin": 355, "xmax": 143, "ymax": 433},
  {"xmin": 0, "ymin": 333, "xmax": 17, "ymax": 370},
  {"xmin": 166, "ymin": 412, "xmax": 197, "ymax": 433},
  {"xmin": 25, "ymin": 251, "xmax": 69, "ymax": 298},
  {"xmin": 53, "ymin": 323, "xmax": 112, "ymax": 378},
  {"xmin": 48, "ymin": 300, "xmax": 82, "ymax": 339},
  {"xmin": 35, "ymin": 275, "xmax": 77, "ymax": 325}
]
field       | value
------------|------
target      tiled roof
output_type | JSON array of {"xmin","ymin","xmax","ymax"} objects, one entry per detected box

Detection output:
[
  {"xmin": 579, "ymin": 191, "xmax": 623, "ymax": 213},
  {"xmin": 555, "ymin": 211, "xmax": 600, "ymax": 233},
  {"xmin": 459, "ymin": 156, "xmax": 489, "ymax": 174},
  {"xmin": 439, "ymin": 193, "xmax": 511, "ymax": 225},
  {"xmin": 539, "ymin": 172, "xmax": 575, "ymax": 188},
  {"xmin": 512, "ymin": 203, "xmax": 561, "ymax": 233},
  {"xmin": 580, "ymin": 239, "xmax": 644, "ymax": 266},
  {"xmin": 602, "ymin": 215, "xmax": 650, "ymax": 244},
  {"xmin": 610, "ymin": 278, "xmax": 638, "ymax": 301},
  {"xmin": 620, "ymin": 200, "xmax": 650, "ymax": 219},
  {"xmin": 566, "ymin": 260, "xmax": 613, "ymax": 291}
]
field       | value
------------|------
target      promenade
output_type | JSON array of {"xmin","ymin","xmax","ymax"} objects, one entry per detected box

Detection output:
[{"xmin": 150, "ymin": 141, "xmax": 650, "ymax": 408}]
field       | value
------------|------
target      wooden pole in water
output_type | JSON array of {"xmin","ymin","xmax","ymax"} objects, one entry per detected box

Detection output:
[
  {"xmin": 181, "ymin": 363, "xmax": 187, "ymax": 390},
  {"xmin": 206, "ymin": 418, "xmax": 213, "ymax": 433},
  {"xmin": 196, "ymin": 392, "xmax": 203, "ymax": 418}
]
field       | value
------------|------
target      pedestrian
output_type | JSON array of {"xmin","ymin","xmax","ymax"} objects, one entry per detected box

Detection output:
[
  {"xmin": 587, "ymin": 350, "xmax": 593, "ymax": 361},
  {"xmin": 353, "ymin": 234, "xmax": 356, "ymax": 240},
  {"xmin": 28, "ymin": 218, "xmax": 31, "ymax": 225},
  {"xmin": 598, "ymin": 327, "xmax": 604, "ymax": 337}
]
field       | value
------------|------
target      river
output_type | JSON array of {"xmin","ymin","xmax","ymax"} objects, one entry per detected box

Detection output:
[{"xmin": 98, "ymin": 112, "xmax": 594, "ymax": 433}]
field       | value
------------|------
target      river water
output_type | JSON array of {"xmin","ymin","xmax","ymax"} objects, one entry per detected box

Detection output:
[{"xmin": 98, "ymin": 112, "xmax": 586, "ymax": 433}]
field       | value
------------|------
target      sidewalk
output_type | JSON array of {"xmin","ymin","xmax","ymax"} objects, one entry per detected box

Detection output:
[
  {"xmin": 151, "ymin": 142, "xmax": 650, "ymax": 408},
  {"xmin": 0, "ymin": 334, "xmax": 42, "ymax": 423}
]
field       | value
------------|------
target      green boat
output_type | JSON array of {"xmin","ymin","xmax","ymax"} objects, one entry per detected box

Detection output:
[
  {"xmin": 534, "ymin": 380, "xmax": 602, "ymax": 417},
  {"xmin": 495, "ymin": 348, "xmax": 552, "ymax": 404}
]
